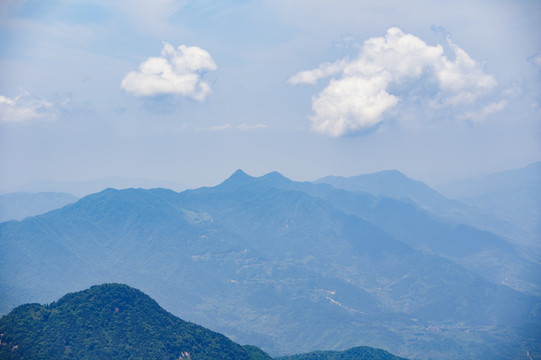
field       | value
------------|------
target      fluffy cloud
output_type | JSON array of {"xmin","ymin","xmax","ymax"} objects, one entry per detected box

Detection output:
[
  {"xmin": 0, "ymin": 93, "xmax": 58, "ymax": 123},
  {"xmin": 289, "ymin": 27, "xmax": 498, "ymax": 136},
  {"xmin": 121, "ymin": 42, "xmax": 217, "ymax": 100},
  {"xmin": 435, "ymin": 41, "xmax": 497, "ymax": 104},
  {"xmin": 311, "ymin": 75, "xmax": 398, "ymax": 137}
]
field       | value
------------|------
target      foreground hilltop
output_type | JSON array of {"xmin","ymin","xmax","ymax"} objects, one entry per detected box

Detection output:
[
  {"xmin": 0, "ymin": 284, "xmax": 403, "ymax": 360},
  {"xmin": 0, "ymin": 283, "xmax": 267, "ymax": 360}
]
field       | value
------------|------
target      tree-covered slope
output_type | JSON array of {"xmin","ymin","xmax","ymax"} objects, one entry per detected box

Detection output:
[
  {"xmin": 0, "ymin": 283, "xmax": 267, "ymax": 360},
  {"xmin": 276, "ymin": 346, "xmax": 408, "ymax": 360}
]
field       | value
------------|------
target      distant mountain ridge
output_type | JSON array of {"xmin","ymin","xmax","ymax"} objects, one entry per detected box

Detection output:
[
  {"xmin": 315, "ymin": 167, "xmax": 541, "ymax": 290},
  {"xmin": 438, "ymin": 161, "xmax": 541, "ymax": 199},
  {"xmin": 317, "ymin": 170, "xmax": 444, "ymax": 205},
  {"xmin": 1, "ymin": 169, "xmax": 539, "ymax": 359},
  {"xmin": 1, "ymin": 177, "xmax": 187, "ymax": 198},
  {"xmin": 316, "ymin": 170, "xmax": 518, "ymax": 242},
  {"xmin": 0, "ymin": 192, "xmax": 78, "ymax": 222},
  {"xmin": 439, "ymin": 161, "xmax": 541, "ymax": 249}
]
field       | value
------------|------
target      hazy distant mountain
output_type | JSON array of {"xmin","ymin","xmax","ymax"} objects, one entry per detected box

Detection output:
[
  {"xmin": 317, "ymin": 170, "xmax": 445, "ymax": 207},
  {"xmin": 438, "ymin": 161, "xmax": 541, "ymax": 199},
  {"xmin": 316, "ymin": 170, "xmax": 518, "ymax": 244},
  {"xmin": 0, "ymin": 283, "xmax": 270, "ymax": 360},
  {"xmin": 0, "ymin": 192, "xmax": 78, "ymax": 222},
  {"xmin": 0, "ymin": 170, "xmax": 539, "ymax": 359},
  {"xmin": 438, "ymin": 162, "xmax": 541, "ymax": 250},
  {"xmin": 2, "ymin": 177, "xmax": 187, "ymax": 198}
]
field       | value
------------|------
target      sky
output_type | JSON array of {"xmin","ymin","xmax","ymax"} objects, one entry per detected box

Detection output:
[{"xmin": 0, "ymin": 0, "xmax": 540, "ymax": 193}]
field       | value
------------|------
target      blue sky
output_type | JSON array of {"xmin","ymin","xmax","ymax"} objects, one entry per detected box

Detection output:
[{"xmin": 0, "ymin": 0, "xmax": 540, "ymax": 192}]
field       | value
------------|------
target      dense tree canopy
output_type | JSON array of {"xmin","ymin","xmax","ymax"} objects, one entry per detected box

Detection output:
[{"xmin": 0, "ymin": 283, "xmax": 260, "ymax": 360}]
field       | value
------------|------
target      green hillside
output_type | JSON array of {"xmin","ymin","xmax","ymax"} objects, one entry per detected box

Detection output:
[
  {"xmin": 277, "ymin": 346, "xmax": 408, "ymax": 360},
  {"xmin": 0, "ymin": 283, "xmax": 263, "ymax": 360}
]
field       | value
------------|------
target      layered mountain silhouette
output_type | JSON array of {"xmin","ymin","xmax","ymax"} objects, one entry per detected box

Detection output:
[
  {"xmin": 317, "ymin": 170, "xmax": 524, "ymax": 253},
  {"xmin": 440, "ymin": 161, "xmax": 541, "ymax": 251},
  {"xmin": 1, "ymin": 169, "xmax": 539, "ymax": 359}
]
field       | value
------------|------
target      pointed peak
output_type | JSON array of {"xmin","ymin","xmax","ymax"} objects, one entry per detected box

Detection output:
[
  {"xmin": 218, "ymin": 169, "xmax": 255, "ymax": 188},
  {"xmin": 228, "ymin": 169, "xmax": 253, "ymax": 181},
  {"xmin": 231, "ymin": 169, "xmax": 249, "ymax": 177}
]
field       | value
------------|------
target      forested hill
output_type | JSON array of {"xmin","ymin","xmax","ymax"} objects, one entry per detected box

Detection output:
[
  {"xmin": 0, "ymin": 283, "xmax": 406, "ymax": 360},
  {"xmin": 277, "ymin": 346, "xmax": 408, "ymax": 360},
  {"xmin": 0, "ymin": 283, "xmax": 268, "ymax": 360}
]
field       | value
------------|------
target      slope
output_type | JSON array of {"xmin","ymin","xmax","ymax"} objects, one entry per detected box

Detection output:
[
  {"xmin": 276, "ymin": 346, "xmax": 408, "ymax": 360},
  {"xmin": 0, "ymin": 283, "xmax": 267, "ymax": 360}
]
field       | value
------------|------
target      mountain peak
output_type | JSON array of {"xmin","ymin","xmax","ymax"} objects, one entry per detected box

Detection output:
[
  {"xmin": 218, "ymin": 169, "xmax": 256, "ymax": 188},
  {"xmin": 375, "ymin": 169, "xmax": 408, "ymax": 178},
  {"xmin": 260, "ymin": 170, "xmax": 289, "ymax": 183},
  {"xmin": 229, "ymin": 169, "xmax": 253, "ymax": 181},
  {"xmin": 232, "ymin": 168, "xmax": 249, "ymax": 176}
]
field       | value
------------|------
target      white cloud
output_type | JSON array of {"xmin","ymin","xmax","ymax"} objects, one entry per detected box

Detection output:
[
  {"xmin": 0, "ymin": 93, "xmax": 58, "ymax": 123},
  {"xmin": 288, "ymin": 59, "xmax": 348, "ymax": 85},
  {"xmin": 237, "ymin": 123, "xmax": 268, "ymax": 131},
  {"xmin": 121, "ymin": 42, "xmax": 217, "ymax": 100},
  {"xmin": 528, "ymin": 53, "xmax": 541, "ymax": 70},
  {"xmin": 196, "ymin": 123, "xmax": 268, "ymax": 132},
  {"xmin": 462, "ymin": 100, "xmax": 507, "ymax": 122},
  {"xmin": 289, "ymin": 27, "xmax": 498, "ymax": 136},
  {"xmin": 435, "ymin": 39, "xmax": 497, "ymax": 105},
  {"xmin": 311, "ymin": 75, "xmax": 398, "ymax": 137},
  {"xmin": 208, "ymin": 124, "xmax": 231, "ymax": 131}
]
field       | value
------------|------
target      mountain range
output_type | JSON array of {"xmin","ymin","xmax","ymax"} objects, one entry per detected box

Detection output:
[
  {"xmin": 317, "ymin": 166, "xmax": 539, "ymax": 257},
  {"xmin": 314, "ymin": 170, "xmax": 541, "ymax": 294},
  {"xmin": 0, "ymin": 166, "xmax": 539, "ymax": 359}
]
